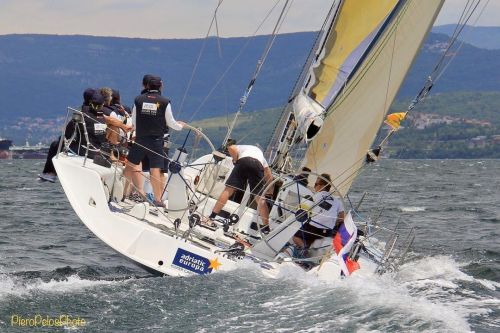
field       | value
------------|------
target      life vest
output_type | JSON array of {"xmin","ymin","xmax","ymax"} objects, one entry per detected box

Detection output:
[{"xmin": 134, "ymin": 91, "xmax": 170, "ymax": 137}]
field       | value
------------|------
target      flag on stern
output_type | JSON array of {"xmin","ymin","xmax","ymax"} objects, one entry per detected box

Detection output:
[{"xmin": 333, "ymin": 211, "xmax": 360, "ymax": 276}]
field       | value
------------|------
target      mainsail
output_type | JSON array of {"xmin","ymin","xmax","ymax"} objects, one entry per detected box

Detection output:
[{"xmin": 270, "ymin": 0, "xmax": 444, "ymax": 196}]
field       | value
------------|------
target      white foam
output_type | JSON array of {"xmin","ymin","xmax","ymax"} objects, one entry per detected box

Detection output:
[
  {"xmin": 0, "ymin": 274, "xmax": 118, "ymax": 299},
  {"xmin": 399, "ymin": 206, "xmax": 426, "ymax": 212},
  {"xmin": 18, "ymin": 187, "xmax": 36, "ymax": 191},
  {"xmin": 246, "ymin": 254, "xmax": 498, "ymax": 332}
]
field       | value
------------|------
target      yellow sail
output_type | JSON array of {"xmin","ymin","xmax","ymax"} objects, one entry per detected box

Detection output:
[
  {"xmin": 304, "ymin": 0, "xmax": 444, "ymax": 195},
  {"xmin": 308, "ymin": 0, "xmax": 399, "ymax": 108}
]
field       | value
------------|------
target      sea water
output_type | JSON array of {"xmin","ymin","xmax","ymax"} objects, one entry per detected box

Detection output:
[{"xmin": 0, "ymin": 160, "xmax": 498, "ymax": 332}]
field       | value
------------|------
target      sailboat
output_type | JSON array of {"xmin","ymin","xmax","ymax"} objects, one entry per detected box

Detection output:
[{"xmin": 53, "ymin": 0, "xmax": 445, "ymax": 280}]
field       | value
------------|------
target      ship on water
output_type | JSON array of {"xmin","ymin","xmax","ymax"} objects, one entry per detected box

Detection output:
[
  {"xmin": 0, "ymin": 137, "xmax": 13, "ymax": 159},
  {"xmin": 9, "ymin": 140, "xmax": 49, "ymax": 159}
]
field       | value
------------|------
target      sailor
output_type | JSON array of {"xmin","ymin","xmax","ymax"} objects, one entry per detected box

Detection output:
[
  {"xmin": 67, "ymin": 91, "xmax": 108, "ymax": 158},
  {"xmin": 124, "ymin": 76, "xmax": 185, "ymax": 207},
  {"xmin": 39, "ymin": 88, "xmax": 95, "ymax": 182},
  {"xmin": 208, "ymin": 142, "xmax": 273, "ymax": 228},
  {"xmin": 293, "ymin": 174, "xmax": 344, "ymax": 249},
  {"xmin": 97, "ymin": 87, "xmax": 132, "ymax": 145},
  {"xmin": 108, "ymin": 89, "xmax": 133, "ymax": 144}
]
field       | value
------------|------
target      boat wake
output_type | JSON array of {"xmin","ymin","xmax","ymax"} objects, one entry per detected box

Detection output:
[
  {"xmin": 228, "ymin": 254, "xmax": 498, "ymax": 332},
  {"xmin": 1, "ymin": 256, "xmax": 497, "ymax": 332}
]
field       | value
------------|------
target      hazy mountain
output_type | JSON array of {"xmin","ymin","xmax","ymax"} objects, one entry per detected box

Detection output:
[
  {"xmin": 0, "ymin": 31, "xmax": 499, "ymax": 133},
  {"xmin": 433, "ymin": 25, "xmax": 500, "ymax": 50}
]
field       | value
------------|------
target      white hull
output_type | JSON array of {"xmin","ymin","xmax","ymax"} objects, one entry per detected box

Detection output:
[{"xmin": 53, "ymin": 153, "xmax": 378, "ymax": 281}]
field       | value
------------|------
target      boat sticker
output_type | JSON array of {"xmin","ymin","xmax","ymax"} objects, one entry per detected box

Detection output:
[
  {"xmin": 171, "ymin": 248, "xmax": 221, "ymax": 275},
  {"xmin": 141, "ymin": 102, "xmax": 159, "ymax": 116},
  {"xmin": 142, "ymin": 102, "xmax": 158, "ymax": 111},
  {"xmin": 94, "ymin": 123, "xmax": 107, "ymax": 133}
]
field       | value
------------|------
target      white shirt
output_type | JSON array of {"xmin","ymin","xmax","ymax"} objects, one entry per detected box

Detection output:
[
  {"xmin": 236, "ymin": 145, "xmax": 268, "ymax": 168},
  {"xmin": 110, "ymin": 107, "xmax": 132, "ymax": 138},
  {"xmin": 131, "ymin": 102, "xmax": 183, "ymax": 131},
  {"xmin": 309, "ymin": 191, "xmax": 344, "ymax": 230}
]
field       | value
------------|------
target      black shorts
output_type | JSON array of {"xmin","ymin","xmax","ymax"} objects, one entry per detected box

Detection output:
[
  {"xmin": 225, "ymin": 157, "xmax": 265, "ymax": 195},
  {"xmin": 128, "ymin": 136, "xmax": 164, "ymax": 169},
  {"xmin": 141, "ymin": 149, "xmax": 169, "ymax": 173},
  {"xmin": 294, "ymin": 223, "xmax": 333, "ymax": 248}
]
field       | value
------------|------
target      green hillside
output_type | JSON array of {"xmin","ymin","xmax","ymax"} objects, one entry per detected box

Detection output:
[
  {"xmin": 187, "ymin": 91, "xmax": 500, "ymax": 158},
  {"xmin": 382, "ymin": 92, "xmax": 500, "ymax": 158},
  {"xmin": 391, "ymin": 91, "xmax": 500, "ymax": 124},
  {"xmin": 188, "ymin": 107, "xmax": 283, "ymax": 149}
]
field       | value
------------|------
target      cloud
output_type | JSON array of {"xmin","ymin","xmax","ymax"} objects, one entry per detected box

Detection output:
[{"xmin": 0, "ymin": 0, "xmax": 498, "ymax": 38}]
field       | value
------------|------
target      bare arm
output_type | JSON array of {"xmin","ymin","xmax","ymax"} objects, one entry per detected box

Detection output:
[
  {"xmin": 227, "ymin": 145, "xmax": 238, "ymax": 163},
  {"xmin": 103, "ymin": 115, "xmax": 132, "ymax": 132}
]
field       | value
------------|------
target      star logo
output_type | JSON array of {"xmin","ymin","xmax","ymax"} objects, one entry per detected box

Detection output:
[
  {"xmin": 208, "ymin": 257, "xmax": 221, "ymax": 270},
  {"xmin": 156, "ymin": 102, "xmax": 160, "ymax": 109}
]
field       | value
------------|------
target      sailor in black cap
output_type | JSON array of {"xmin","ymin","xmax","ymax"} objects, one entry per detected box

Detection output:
[
  {"xmin": 124, "ymin": 75, "xmax": 185, "ymax": 207},
  {"xmin": 71, "ymin": 91, "xmax": 108, "ymax": 157},
  {"xmin": 39, "ymin": 88, "xmax": 97, "ymax": 182}
]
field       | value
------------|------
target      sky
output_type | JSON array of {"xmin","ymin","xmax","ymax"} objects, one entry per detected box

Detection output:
[{"xmin": 0, "ymin": 0, "xmax": 497, "ymax": 39}]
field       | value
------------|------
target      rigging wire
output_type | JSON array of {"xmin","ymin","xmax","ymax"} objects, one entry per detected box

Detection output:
[
  {"xmin": 223, "ymin": 0, "xmax": 294, "ymax": 145},
  {"xmin": 266, "ymin": 0, "xmax": 339, "ymax": 161},
  {"xmin": 291, "ymin": 0, "xmax": 488, "ymax": 216},
  {"xmin": 186, "ymin": 0, "xmax": 284, "ymax": 122},
  {"xmin": 339, "ymin": 0, "xmax": 489, "ymax": 216},
  {"xmin": 176, "ymin": 0, "xmax": 224, "ymax": 118}
]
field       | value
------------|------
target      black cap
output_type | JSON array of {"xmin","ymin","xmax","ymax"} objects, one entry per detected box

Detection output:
[
  {"xmin": 142, "ymin": 74, "xmax": 154, "ymax": 87},
  {"xmin": 91, "ymin": 91, "xmax": 105, "ymax": 105},
  {"xmin": 83, "ymin": 88, "xmax": 95, "ymax": 105},
  {"xmin": 148, "ymin": 76, "xmax": 162, "ymax": 90}
]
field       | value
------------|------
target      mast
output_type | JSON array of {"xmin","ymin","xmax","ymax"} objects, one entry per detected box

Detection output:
[{"xmin": 267, "ymin": 0, "xmax": 341, "ymax": 171}]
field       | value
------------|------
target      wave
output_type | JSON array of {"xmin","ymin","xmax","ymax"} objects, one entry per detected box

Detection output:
[
  {"xmin": 230, "ymin": 254, "xmax": 498, "ymax": 332},
  {"xmin": 0, "ymin": 265, "xmax": 153, "ymax": 300}
]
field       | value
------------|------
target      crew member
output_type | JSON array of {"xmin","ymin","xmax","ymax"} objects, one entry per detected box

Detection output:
[
  {"xmin": 69, "ymin": 91, "xmax": 108, "ymax": 158},
  {"xmin": 208, "ymin": 142, "xmax": 273, "ymax": 228},
  {"xmin": 124, "ymin": 76, "xmax": 185, "ymax": 207},
  {"xmin": 293, "ymin": 174, "xmax": 344, "ymax": 249},
  {"xmin": 39, "ymin": 88, "xmax": 95, "ymax": 182}
]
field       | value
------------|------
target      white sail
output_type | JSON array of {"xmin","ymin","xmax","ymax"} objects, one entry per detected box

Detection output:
[{"xmin": 303, "ymin": 0, "xmax": 444, "ymax": 195}]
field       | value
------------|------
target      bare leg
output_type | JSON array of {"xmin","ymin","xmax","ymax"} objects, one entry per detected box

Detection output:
[
  {"xmin": 123, "ymin": 161, "xmax": 142, "ymax": 197},
  {"xmin": 257, "ymin": 195, "xmax": 269, "ymax": 225},
  {"xmin": 150, "ymin": 167, "xmax": 163, "ymax": 202},
  {"xmin": 212, "ymin": 186, "xmax": 235, "ymax": 214},
  {"xmin": 132, "ymin": 163, "xmax": 144, "ymax": 195}
]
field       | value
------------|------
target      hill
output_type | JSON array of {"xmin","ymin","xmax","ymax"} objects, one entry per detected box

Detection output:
[
  {"xmin": 433, "ymin": 25, "xmax": 500, "ymax": 50},
  {"xmin": 0, "ymin": 31, "xmax": 499, "ymax": 130},
  {"xmin": 191, "ymin": 91, "xmax": 500, "ymax": 158}
]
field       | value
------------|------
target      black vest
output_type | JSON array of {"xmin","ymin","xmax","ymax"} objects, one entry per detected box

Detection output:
[
  {"xmin": 81, "ymin": 107, "xmax": 107, "ymax": 151},
  {"xmin": 68, "ymin": 105, "xmax": 106, "ymax": 155},
  {"xmin": 134, "ymin": 91, "xmax": 170, "ymax": 137}
]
